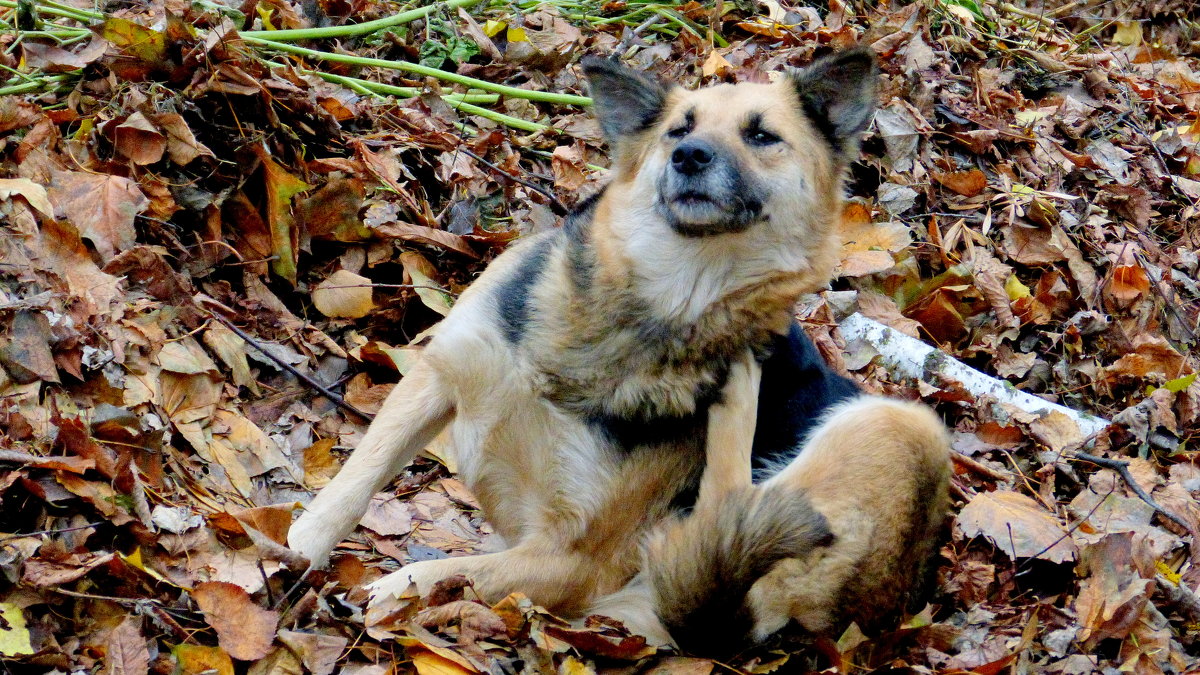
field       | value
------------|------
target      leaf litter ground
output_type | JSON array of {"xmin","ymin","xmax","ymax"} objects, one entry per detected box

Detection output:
[{"xmin": 1, "ymin": 0, "xmax": 1199, "ymax": 673}]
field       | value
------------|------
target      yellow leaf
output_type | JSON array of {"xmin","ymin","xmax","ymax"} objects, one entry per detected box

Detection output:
[
  {"xmin": 400, "ymin": 252, "xmax": 453, "ymax": 316},
  {"xmin": 482, "ymin": 19, "xmax": 506, "ymax": 37},
  {"xmin": 1004, "ymin": 274, "xmax": 1031, "ymax": 300},
  {"xmin": 120, "ymin": 547, "xmax": 176, "ymax": 586},
  {"xmin": 701, "ymin": 50, "xmax": 731, "ymax": 77},
  {"xmin": 173, "ymin": 644, "xmax": 235, "ymax": 675},
  {"xmin": 313, "ymin": 269, "xmax": 376, "ymax": 319},
  {"xmin": 410, "ymin": 648, "xmax": 478, "ymax": 674},
  {"xmin": 506, "ymin": 26, "xmax": 527, "ymax": 42},
  {"xmin": 256, "ymin": 5, "xmax": 277, "ymax": 31},
  {"xmin": 251, "ymin": 144, "xmax": 312, "ymax": 284},
  {"xmin": 0, "ymin": 603, "xmax": 33, "ymax": 656},
  {"xmin": 1112, "ymin": 21, "xmax": 1142, "ymax": 46}
]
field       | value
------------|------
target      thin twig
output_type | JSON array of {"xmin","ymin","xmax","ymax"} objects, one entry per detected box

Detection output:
[
  {"xmin": 458, "ymin": 147, "xmax": 568, "ymax": 215},
  {"xmin": 274, "ymin": 566, "xmax": 315, "ymax": 613},
  {"xmin": 1073, "ymin": 452, "xmax": 1193, "ymax": 535},
  {"xmin": 951, "ymin": 451, "xmax": 1010, "ymax": 481},
  {"xmin": 0, "ymin": 522, "xmax": 103, "ymax": 544},
  {"xmin": 196, "ymin": 299, "xmax": 373, "ymax": 421},
  {"xmin": 616, "ymin": 13, "xmax": 664, "ymax": 55}
]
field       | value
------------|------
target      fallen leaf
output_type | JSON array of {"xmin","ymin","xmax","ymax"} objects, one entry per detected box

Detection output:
[
  {"xmin": 113, "ymin": 112, "xmax": 166, "ymax": 165},
  {"xmin": 172, "ymin": 644, "xmax": 235, "ymax": 675},
  {"xmin": 0, "ymin": 603, "xmax": 33, "ymax": 657},
  {"xmin": 0, "ymin": 177, "xmax": 53, "ymax": 216},
  {"xmin": 313, "ymin": 269, "xmax": 376, "ymax": 319},
  {"xmin": 934, "ymin": 169, "xmax": 988, "ymax": 196},
  {"xmin": 192, "ymin": 581, "xmax": 280, "ymax": 661},
  {"xmin": 956, "ymin": 490, "xmax": 1077, "ymax": 563},
  {"xmin": 409, "ymin": 648, "xmax": 478, "ymax": 675},
  {"xmin": 103, "ymin": 615, "xmax": 150, "ymax": 675},
  {"xmin": 277, "ymin": 630, "xmax": 348, "ymax": 675},
  {"xmin": 47, "ymin": 170, "xmax": 148, "ymax": 262}
]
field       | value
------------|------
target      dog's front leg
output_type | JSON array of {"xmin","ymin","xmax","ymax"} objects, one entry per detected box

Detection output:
[
  {"xmin": 288, "ymin": 358, "xmax": 454, "ymax": 567},
  {"xmin": 695, "ymin": 349, "xmax": 761, "ymax": 511}
]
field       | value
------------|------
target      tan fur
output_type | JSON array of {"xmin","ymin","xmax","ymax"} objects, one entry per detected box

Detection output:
[
  {"xmin": 288, "ymin": 51, "xmax": 893, "ymax": 631},
  {"xmin": 746, "ymin": 396, "xmax": 951, "ymax": 639}
]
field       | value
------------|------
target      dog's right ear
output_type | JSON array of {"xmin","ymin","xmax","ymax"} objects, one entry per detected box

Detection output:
[{"xmin": 582, "ymin": 56, "xmax": 672, "ymax": 146}]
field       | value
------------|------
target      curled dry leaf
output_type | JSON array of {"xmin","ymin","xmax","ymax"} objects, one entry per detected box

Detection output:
[
  {"xmin": 192, "ymin": 581, "xmax": 280, "ymax": 661},
  {"xmin": 313, "ymin": 269, "xmax": 376, "ymax": 319}
]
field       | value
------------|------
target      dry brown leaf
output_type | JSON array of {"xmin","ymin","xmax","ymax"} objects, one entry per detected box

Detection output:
[
  {"xmin": 0, "ymin": 177, "xmax": 53, "ymax": 216},
  {"xmin": 1075, "ymin": 534, "xmax": 1154, "ymax": 649},
  {"xmin": 643, "ymin": 657, "xmax": 716, "ymax": 674},
  {"xmin": 149, "ymin": 112, "xmax": 215, "ymax": 165},
  {"xmin": 360, "ymin": 494, "xmax": 413, "ymax": 537},
  {"xmin": 302, "ymin": 437, "xmax": 340, "ymax": 489},
  {"xmin": 113, "ymin": 112, "xmax": 166, "ymax": 165},
  {"xmin": 414, "ymin": 600, "xmax": 508, "ymax": 647},
  {"xmin": 0, "ymin": 310, "xmax": 59, "ymax": 384},
  {"xmin": 934, "ymin": 169, "xmax": 988, "ymax": 196},
  {"xmin": 313, "ymin": 269, "xmax": 376, "ymax": 319},
  {"xmin": 192, "ymin": 581, "xmax": 280, "ymax": 661},
  {"xmin": 276, "ymin": 630, "xmax": 348, "ymax": 675},
  {"xmin": 47, "ymin": 170, "xmax": 148, "ymax": 262},
  {"xmin": 202, "ymin": 324, "xmax": 259, "ymax": 394},
  {"xmin": 103, "ymin": 615, "xmax": 149, "ymax": 675},
  {"xmin": 955, "ymin": 490, "xmax": 1077, "ymax": 563}
]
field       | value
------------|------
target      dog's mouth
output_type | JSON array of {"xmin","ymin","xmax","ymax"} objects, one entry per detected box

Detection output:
[{"xmin": 661, "ymin": 189, "xmax": 762, "ymax": 237}]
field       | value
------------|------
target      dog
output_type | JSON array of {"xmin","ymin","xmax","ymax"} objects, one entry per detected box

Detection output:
[{"xmin": 287, "ymin": 47, "xmax": 949, "ymax": 650}]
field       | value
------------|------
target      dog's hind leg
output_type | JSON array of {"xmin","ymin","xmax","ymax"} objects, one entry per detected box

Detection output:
[
  {"xmin": 288, "ymin": 358, "xmax": 455, "ymax": 567},
  {"xmin": 745, "ymin": 396, "xmax": 951, "ymax": 640}
]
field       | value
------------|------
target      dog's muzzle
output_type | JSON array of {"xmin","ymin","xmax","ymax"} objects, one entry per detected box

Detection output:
[{"xmin": 659, "ymin": 140, "xmax": 762, "ymax": 237}]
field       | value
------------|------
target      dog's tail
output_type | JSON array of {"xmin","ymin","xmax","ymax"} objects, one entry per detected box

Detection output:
[{"xmin": 642, "ymin": 483, "xmax": 832, "ymax": 654}]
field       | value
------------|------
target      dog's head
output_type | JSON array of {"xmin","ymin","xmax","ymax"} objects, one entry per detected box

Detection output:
[{"xmin": 582, "ymin": 50, "xmax": 878, "ymax": 239}]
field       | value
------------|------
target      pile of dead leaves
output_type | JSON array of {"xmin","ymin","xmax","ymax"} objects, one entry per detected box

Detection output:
[{"xmin": 1, "ymin": 0, "xmax": 1199, "ymax": 672}]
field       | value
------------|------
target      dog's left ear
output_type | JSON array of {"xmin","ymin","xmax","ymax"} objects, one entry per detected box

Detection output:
[
  {"xmin": 790, "ymin": 48, "xmax": 879, "ymax": 159},
  {"xmin": 582, "ymin": 56, "xmax": 673, "ymax": 147}
]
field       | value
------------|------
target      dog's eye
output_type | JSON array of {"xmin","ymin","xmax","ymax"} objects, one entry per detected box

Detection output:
[
  {"xmin": 666, "ymin": 126, "xmax": 689, "ymax": 139},
  {"xmin": 745, "ymin": 128, "xmax": 781, "ymax": 146}
]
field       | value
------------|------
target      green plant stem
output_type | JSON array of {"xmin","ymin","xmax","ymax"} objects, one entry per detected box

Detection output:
[
  {"xmin": 449, "ymin": 99, "xmax": 554, "ymax": 133},
  {"xmin": 0, "ymin": 73, "xmax": 73, "ymax": 96},
  {"xmin": 299, "ymin": 67, "xmax": 499, "ymax": 104},
  {"xmin": 243, "ymin": 37, "xmax": 593, "ymax": 106},
  {"xmin": 0, "ymin": 0, "xmax": 99, "ymax": 23},
  {"xmin": 262, "ymin": 61, "xmax": 537, "ymax": 131},
  {"xmin": 240, "ymin": 0, "xmax": 485, "ymax": 41}
]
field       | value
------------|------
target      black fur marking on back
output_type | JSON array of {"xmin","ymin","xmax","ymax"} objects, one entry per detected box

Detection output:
[
  {"xmin": 751, "ymin": 322, "xmax": 860, "ymax": 475},
  {"xmin": 495, "ymin": 236, "xmax": 554, "ymax": 344},
  {"xmin": 588, "ymin": 408, "xmax": 708, "ymax": 453}
]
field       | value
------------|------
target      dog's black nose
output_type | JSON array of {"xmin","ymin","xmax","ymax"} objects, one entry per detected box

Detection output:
[{"xmin": 671, "ymin": 140, "xmax": 714, "ymax": 176}]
